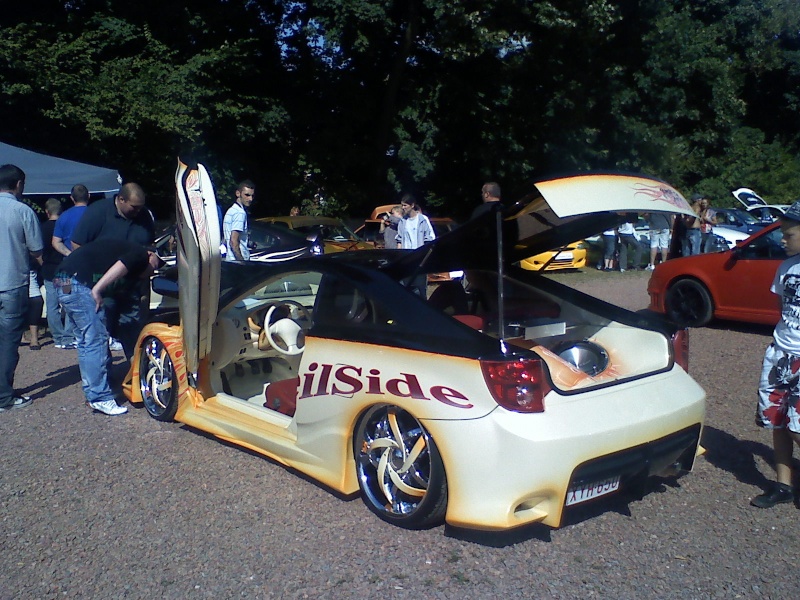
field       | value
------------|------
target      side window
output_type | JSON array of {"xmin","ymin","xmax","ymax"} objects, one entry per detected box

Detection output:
[
  {"xmin": 739, "ymin": 229, "xmax": 787, "ymax": 260},
  {"xmin": 312, "ymin": 275, "xmax": 401, "ymax": 341}
]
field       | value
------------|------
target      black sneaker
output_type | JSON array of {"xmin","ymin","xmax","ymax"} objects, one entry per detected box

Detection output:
[
  {"xmin": 0, "ymin": 395, "xmax": 33, "ymax": 412},
  {"xmin": 750, "ymin": 483, "xmax": 794, "ymax": 508}
]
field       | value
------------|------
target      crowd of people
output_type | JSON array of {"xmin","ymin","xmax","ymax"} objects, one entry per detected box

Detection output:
[
  {"xmin": 0, "ymin": 164, "xmax": 160, "ymax": 416},
  {"xmin": 596, "ymin": 192, "xmax": 721, "ymax": 272}
]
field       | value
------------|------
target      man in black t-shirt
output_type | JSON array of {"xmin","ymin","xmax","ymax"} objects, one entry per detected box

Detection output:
[
  {"xmin": 71, "ymin": 183, "xmax": 155, "ymax": 353},
  {"xmin": 71, "ymin": 183, "xmax": 155, "ymax": 249},
  {"xmin": 55, "ymin": 240, "xmax": 162, "ymax": 416}
]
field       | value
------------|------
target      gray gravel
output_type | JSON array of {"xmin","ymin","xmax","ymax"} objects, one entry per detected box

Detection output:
[{"xmin": 2, "ymin": 269, "xmax": 798, "ymax": 599}]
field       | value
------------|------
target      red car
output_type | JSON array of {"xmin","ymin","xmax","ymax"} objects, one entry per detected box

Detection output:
[{"xmin": 647, "ymin": 222, "xmax": 785, "ymax": 327}]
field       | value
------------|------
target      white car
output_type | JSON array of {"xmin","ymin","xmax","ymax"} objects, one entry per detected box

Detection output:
[{"xmin": 123, "ymin": 164, "xmax": 706, "ymax": 531}]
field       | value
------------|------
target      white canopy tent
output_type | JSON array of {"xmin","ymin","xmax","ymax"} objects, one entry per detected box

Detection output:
[{"xmin": 0, "ymin": 141, "xmax": 120, "ymax": 196}]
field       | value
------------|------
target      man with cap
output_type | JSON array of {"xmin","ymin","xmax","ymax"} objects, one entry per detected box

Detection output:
[
  {"xmin": 54, "ymin": 239, "xmax": 162, "ymax": 415},
  {"xmin": 751, "ymin": 200, "xmax": 800, "ymax": 507}
]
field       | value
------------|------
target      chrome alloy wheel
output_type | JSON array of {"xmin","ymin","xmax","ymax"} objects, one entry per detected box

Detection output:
[
  {"xmin": 139, "ymin": 336, "xmax": 178, "ymax": 421},
  {"xmin": 354, "ymin": 405, "xmax": 447, "ymax": 528}
]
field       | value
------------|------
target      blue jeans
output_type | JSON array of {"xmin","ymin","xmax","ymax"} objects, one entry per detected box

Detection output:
[
  {"xmin": 0, "ymin": 285, "xmax": 28, "ymax": 407},
  {"xmin": 684, "ymin": 229, "xmax": 701, "ymax": 256},
  {"xmin": 102, "ymin": 290, "xmax": 141, "ymax": 361},
  {"xmin": 44, "ymin": 279, "xmax": 75, "ymax": 346},
  {"xmin": 57, "ymin": 279, "xmax": 115, "ymax": 405}
]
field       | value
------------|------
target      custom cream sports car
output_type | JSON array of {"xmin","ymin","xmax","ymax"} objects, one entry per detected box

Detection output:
[{"xmin": 123, "ymin": 162, "xmax": 705, "ymax": 531}]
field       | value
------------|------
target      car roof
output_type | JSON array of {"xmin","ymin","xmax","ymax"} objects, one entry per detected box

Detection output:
[{"xmin": 260, "ymin": 215, "xmax": 343, "ymax": 226}]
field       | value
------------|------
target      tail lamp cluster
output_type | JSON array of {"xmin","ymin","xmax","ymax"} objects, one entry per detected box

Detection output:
[
  {"xmin": 480, "ymin": 358, "xmax": 551, "ymax": 413},
  {"xmin": 671, "ymin": 328, "xmax": 690, "ymax": 372}
]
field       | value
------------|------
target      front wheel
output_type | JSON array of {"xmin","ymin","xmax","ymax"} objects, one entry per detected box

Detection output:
[
  {"xmin": 139, "ymin": 336, "xmax": 179, "ymax": 421},
  {"xmin": 665, "ymin": 279, "xmax": 713, "ymax": 327},
  {"xmin": 354, "ymin": 405, "xmax": 447, "ymax": 529}
]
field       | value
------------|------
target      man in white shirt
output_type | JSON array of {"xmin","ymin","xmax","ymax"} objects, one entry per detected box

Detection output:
[
  {"xmin": 396, "ymin": 195, "xmax": 435, "ymax": 251},
  {"xmin": 396, "ymin": 194, "xmax": 436, "ymax": 296},
  {"xmin": 223, "ymin": 180, "xmax": 255, "ymax": 261}
]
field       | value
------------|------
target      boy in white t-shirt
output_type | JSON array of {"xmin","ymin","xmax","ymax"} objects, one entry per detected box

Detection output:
[{"xmin": 751, "ymin": 201, "xmax": 800, "ymax": 508}]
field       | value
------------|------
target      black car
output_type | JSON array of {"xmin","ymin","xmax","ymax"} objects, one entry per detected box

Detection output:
[{"xmin": 153, "ymin": 220, "xmax": 324, "ymax": 266}]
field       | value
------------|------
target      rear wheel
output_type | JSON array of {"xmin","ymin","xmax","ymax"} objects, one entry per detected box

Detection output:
[
  {"xmin": 665, "ymin": 279, "xmax": 713, "ymax": 327},
  {"xmin": 139, "ymin": 336, "xmax": 179, "ymax": 421},
  {"xmin": 354, "ymin": 405, "xmax": 447, "ymax": 529}
]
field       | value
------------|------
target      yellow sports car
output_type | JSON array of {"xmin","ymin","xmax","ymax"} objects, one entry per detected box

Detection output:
[
  {"xmin": 257, "ymin": 215, "xmax": 371, "ymax": 253},
  {"xmin": 123, "ymin": 163, "xmax": 705, "ymax": 531},
  {"xmin": 520, "ymin": 241, "xmax": 589, "ymax": 271}
]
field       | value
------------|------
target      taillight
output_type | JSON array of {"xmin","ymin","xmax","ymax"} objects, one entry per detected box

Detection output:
[
  {"xmin": 480, "ymin": 358, "xmax": 551, "ymax": 413},
  {"xmin": 671, "ymin": 328, "xmax": 689, "ymax": 372}
]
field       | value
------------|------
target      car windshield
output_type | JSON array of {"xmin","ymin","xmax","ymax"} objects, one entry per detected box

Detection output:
[
  {"xmin": 249, "ymin": 222, "xmax": 309, "ymax": 248},
  {"xmin": 295, "ymin": 222, "xmax": 362, "ymax": 242}
]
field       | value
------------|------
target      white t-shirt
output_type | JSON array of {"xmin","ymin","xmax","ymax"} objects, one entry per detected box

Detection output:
[
  {"xmin": 771, "ymin": 253, "xmax": 800, "ymax": 354},
  {"xmin": 401, "ymin": 215, "xmax": 421, "ymax": 249},
  {"xmin": 223, "ymin": 202, "xmax": 249, "ymax": 261},
  {"xmin": 618, "ymin": 222, "xmax": 635, "ymax": 235}
]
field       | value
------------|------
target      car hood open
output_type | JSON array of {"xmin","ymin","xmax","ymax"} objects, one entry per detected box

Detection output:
[{"xmin": 384, "ymin": 174, "xmax": 694, "ymax": 278}]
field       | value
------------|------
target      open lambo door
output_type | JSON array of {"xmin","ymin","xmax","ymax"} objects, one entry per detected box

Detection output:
[{"xmin": 175, "ymin": 158, "xmax": 221, "ymax": 374}]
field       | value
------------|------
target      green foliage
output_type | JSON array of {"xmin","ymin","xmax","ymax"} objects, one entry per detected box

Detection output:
[{"xmin": 0, "ymin": 0, "xmax": 798, "ymax": 219}]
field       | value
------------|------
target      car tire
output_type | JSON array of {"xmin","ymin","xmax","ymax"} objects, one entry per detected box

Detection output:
[
  {"xmin": 665, "ymin": 278, "xmax": 714, "ymax": 327},
  {"xmin": 139, "ymin": 335, "xmax": 179, "ymax": 421},
  {"xmin": 354, "ymin": 405, "xmax": 448, "ymax": 529}
]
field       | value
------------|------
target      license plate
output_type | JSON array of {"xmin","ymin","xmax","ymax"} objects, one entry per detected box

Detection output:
[
  {"xmin": 555, "ymin": 251, "xmax": 573, "ymax": 260},
  {"xmin": 565, "ymin": 476, "xmax": 620, "ymax": 506}
]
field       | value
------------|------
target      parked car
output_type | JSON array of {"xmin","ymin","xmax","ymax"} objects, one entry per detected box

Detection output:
[
  {"xmin": 731, "ymin": 188, "xmax": 788, "ymax": 223},
  {"xmin": 124, "ymin": 163, "xmax": 705, "ymax": 532},
  {"xmin": 745, "ymin": 204, "xmax": 789, "ymax": 223},
  {"xmin": 647, "ymin": 222, "xmax": 784, "ymax": 327},
  {"xmin": 519, "ymin": 241, "xmax": 589, "ymax": 271},
  {"xmin": 712, "ymin": 207, "xmax": 766, "ymax": 235},
  {"xmin": 153, "ymin": 220, "xmax": 323, "ymax": 266},
  {"xmin": 258, "ymin": 215, "xmax": 371, "ymax": 253}
]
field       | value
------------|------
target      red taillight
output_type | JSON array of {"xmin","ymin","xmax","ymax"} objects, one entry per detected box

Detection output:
[
  {"xmin": 671, "ymin": 328, "xmax": 690, "ymax": 372},
  {"xmin": 480, "ymin": 358, "xmax": 550, "ymax": 413}
]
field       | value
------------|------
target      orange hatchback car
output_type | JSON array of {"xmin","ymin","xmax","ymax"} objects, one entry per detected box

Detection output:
[{"xmin": 647, "ymin": 222, "xmax": 784, "ymax": 327}]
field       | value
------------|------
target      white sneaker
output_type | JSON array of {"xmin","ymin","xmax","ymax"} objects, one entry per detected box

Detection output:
[
  {"xmin": 645, "ymin": 264, "xmax": 655, "ymax": 271},
  {"xmin": 108, "ymin": 338, "xmax": 123, "ymax": 352},
  {"xmin": 90, "ymin": 400, "xmax": 128, "ymax": 415}
]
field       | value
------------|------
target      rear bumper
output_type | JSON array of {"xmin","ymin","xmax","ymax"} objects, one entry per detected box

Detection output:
[
  {"xmin": 426, "ymin": 367, "xmax": 705, "ymax": 530},
  {"xmin": 567, "ymin": 424, "xmax": 701, "ymax": 499}
]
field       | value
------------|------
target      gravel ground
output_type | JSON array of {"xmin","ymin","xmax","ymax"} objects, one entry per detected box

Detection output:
[{"xmin": 2, "ymin": 269, "xmax": 798, "ymax": 599}]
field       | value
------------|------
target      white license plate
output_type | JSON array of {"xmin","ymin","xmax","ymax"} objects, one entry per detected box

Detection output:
[
  {"xmin": 565, "ymin": 476, "xmax": 620, "ymax": 506},
  {"xmin": 555, "ymin": 251, "xmax": 573, "ymax": 260}
]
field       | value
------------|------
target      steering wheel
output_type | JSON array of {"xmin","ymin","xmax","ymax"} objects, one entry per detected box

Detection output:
[{"xmin": 258, "ymin": 301, "xmax": 312, "ymax": 356}]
